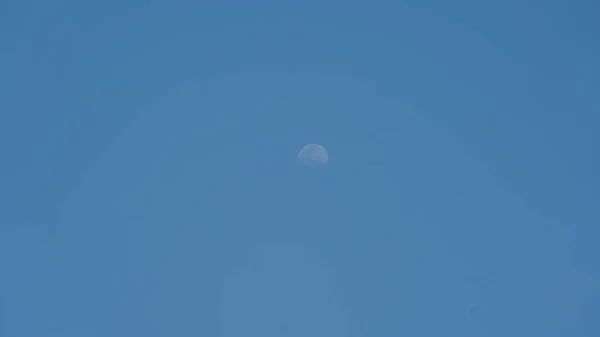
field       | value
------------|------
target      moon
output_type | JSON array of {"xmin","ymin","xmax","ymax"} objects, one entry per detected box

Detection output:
[{"xmin": 298, "ymin": 144, "xmax": 328, "ymax": 166}]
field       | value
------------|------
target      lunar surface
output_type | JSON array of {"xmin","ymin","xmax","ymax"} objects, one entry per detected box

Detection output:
[{"xmin": 298, "ymin": 144, "xmax": 328, "ymax": 165}]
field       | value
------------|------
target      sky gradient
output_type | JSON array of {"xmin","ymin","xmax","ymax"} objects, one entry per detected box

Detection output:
[{"xmin": 1, "ymin": 1, "xmax": 599, "ymax": 336}]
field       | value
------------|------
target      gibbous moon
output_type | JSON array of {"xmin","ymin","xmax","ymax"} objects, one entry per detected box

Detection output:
[{"xmin": 298, "ymin": 144, "xmax": 328, "ymax": 166}]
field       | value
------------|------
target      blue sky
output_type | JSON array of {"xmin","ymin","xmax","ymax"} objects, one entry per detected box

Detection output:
[{"xmin": 1, "ymin": 0, "xmax": 598, "ymax": 336}]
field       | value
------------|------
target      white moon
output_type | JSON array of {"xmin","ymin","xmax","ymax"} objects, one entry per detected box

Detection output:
[{"xmin": 298, "ymin": 144, "xmax": 328, "ymax": 165}]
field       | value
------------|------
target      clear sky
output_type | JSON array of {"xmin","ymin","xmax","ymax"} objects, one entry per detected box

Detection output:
[{"xmin": 1, "ymin": 0, "xmax": 599, "ymax": 336}]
